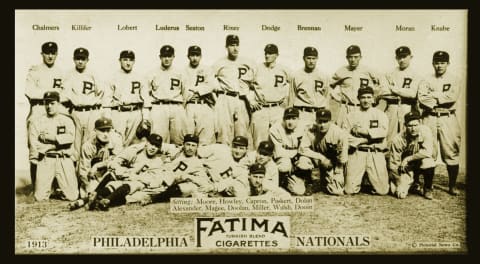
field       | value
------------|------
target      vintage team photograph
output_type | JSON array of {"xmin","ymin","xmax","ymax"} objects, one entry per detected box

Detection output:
[{"xmin": 14, "ymin": 9, "xmax": 467, "ymax": 254}]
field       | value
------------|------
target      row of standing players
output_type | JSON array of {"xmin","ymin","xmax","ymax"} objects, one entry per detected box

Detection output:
[{"xmin": 25, "ymin": 35, "xmax": 461, "ymax": 209}]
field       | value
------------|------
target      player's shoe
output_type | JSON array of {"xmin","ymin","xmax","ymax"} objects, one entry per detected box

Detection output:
[
  {"xmin": 68, "ymin": 199, "xmax": 85, "ymax": 211},
  {"xmin": 448, "ymin": 187, "xmax": 458, "ymax": 196},
  {"xmin": 140, "ymin": 195, "xmax": 153, "ymax": 206},
  {"xmin": 304, "ymin": 184, "xmax": 313, "ymax": 196},
  {"xmin": 424, "ymin": 189, "xmax": 433, "ymax": 200},
  {"xmin": 409, "ymin": 183, "xmax": 423, "ymax": 196},
  {"xmin": 97, "ymin": 199, "xmax": 110, "ymax": 211}
]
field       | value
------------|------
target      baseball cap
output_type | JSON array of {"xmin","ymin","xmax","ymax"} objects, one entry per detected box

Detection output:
[
  {"xmin": 74, "ymin": 47, "xmax": 89, "ymax": 59},
  {"xmin": 358, "ymin": 86, "xmax": 374, "ymax": 97},
  {"xmin": 232, "ymin": 136, "xmax": 248, "ymax": 147},
  {"xmin": 303, "ymin": 47, "xmax": 318, "ymax": 57},
  {"xmin": 257, "ymin": 141, "xmax": 274, "ymax": 156},
  {"xmin": 43, "ymin": 91, "xmax": 60, "ymax": 102},
  {"xmin": 346, "ymin": 45, "xmax": 361, "ymax": 56},
  {"xmin": 316, "ymin": 109, "xmax": 332, "ymax": 122},
  {"xmin": 95, "ymin": 117, "xmax": 113, "ymax": 130},
  {"xmin": 433, "ymin": 51, "xmax": 449, "ymax": 63},
  {"xmin": 284, "ymin": 107, "xmax": 299, "ymax": 119},
  {"xmin": 120, "ymin": 50, "xmax": 135, "ymax": 60},
  {"xmin": 250, "ymin": 163, "xmax": 266, "ymax": 175},
  {"xmin": 264, "ymin": 44, "xmax": 279, "ymax": 54},
  {"xmin": 188, "ymin": 46, "xmax": 202, "ymax": 56},
  {"xmin": 395, "ymin": 46, "xmax": 411, "ymax": 57},
  {"xmin": 160, "ymin": 45, "xmax": 175, "ymax": 57},
  {"xmin": 42, "ymin": 42, "xmax": 58, "ymax": 54},
  {"xmin": 404, "ymin": 111, "xmax": 421, "ymax": 124},
  {"xmin": 147, "ymin": 133, "xmax": 163, "ymax": 148},
  {"xmin": 226, "ymin": 35, "xmax": 240, "ymax": 46},
  {"xmin": 184, "ymin": 134, "xmax": 199, "ymax": 144}
]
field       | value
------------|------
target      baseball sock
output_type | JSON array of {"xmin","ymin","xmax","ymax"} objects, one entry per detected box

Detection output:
[
  {"xmin": 96, "ymin": 187, "xmax": 113, "ymax": 199},
  {"xmin": 151, "ymin": 184, "xmax": 182, "ymax": 203},
  {"xmin": 106, "ymin": 184, "xmax": 130, "ymax": 206},
  {"xmin": 447, "ymin": 165, "xmax": 459, "ymax": 189},
  {"xmin": 422, "ymin": 168, "xmax": 435, "ymax": 191},
  {"xmin": 30, "ymin": 163, "xmax": 37, "ymax": 187}
]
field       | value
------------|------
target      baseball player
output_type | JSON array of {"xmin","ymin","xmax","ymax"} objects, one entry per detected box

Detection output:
[
  {"xmin": 212, "ymin": 35, "xmax": 255, "ymax": 146},
  {"xmin": 238, "ymin": 140, "xmax": 279, "ymax": 190},
  {"xmin": 28, "ymin": 91, "xmax": 78, "ymax": 201},
  {"xmin": 147, "ymin": 45, "xmax": 191, "ymax": 146},
  {"xmin": 330, "ymin": 45, "xmax": 380, "ymax": 127},
  {"xmin": 248, "ymin": 163, "xmax": 291, "ymax": 197},
  {"xmin": 417, "ymin": 51, "xmax": 462, "ymax": 196},
  {"xmin": 378, "ymin": 46, "xmax": 422, "ymax": 144},
  {"xmin": 389, "ymin": 112, "xmax": 436, "ymax": 199},
  {"xmin": 288, "ymin": 47, "xmax": 330, "ymax": 127},
  {"xmin": 25, "ymin": 42, "xmax": 67, "ymax": 185},
  {"xmin": 297, "ymin": 109, "xmax": 350, "ymax": 196},
  {"xmin": 63, "ymin": 47, "xmax": 104, "ymax": 162},
  {"xmin": 105, "ymin": 50, "xmax": 149, "ymax": 147},
  {"xmin": 248, "ymin": 44, "xmax": 290, "ymax": 149},
  {"xmin": 341, "ymin": 86, "xmax": 389, "ymax": 195},
  {"xmin": 183, "ymin": 45, "xmax": 218, "ymax": 145}
]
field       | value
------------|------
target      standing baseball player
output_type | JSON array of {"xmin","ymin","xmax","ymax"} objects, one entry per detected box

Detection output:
[
  {"xmin": 183, "ymin": 45, "xmax": 218, "ymax": 145},
  {"xmin": 63, "ymin": 47, "xmax": 104, "ymax": 162},
  {"xmin": 105, "ymin": 50, "xmax": 149, "ymax": 147},
  {"xmin": 289, "ymin": 47, "xmax": 330, "ymax": 127},
  {"xmin": 341, "ymin": 86, "xmax": 389, "ymax": 195},
  {"xmin": 297, "ymin": 109, "xmax": 350, "ymax": 196},
  {"xmin": 212, "ymin": 35, "xmax": 255, "ymax": 145},
  {"xmin": 147, "ymin": 45, "xmax": 191, "ymax": 146},
  {"xmin": 25, "ymin": 42, "xmax": 66, "ymax": 186},
  {"xmin": 28, "ymin": 91, "xmax": 78, "ymax": 201},
  {"xmin": 417, "ymin": 51, "xmax": 462, "ymax": 196},
  {"xmin": 378, "ymin": 46, "xmax": 422, "ymax": 144},
  {"xmin": 389, "ymin": 112, "xmax": 436, "ymax": 199},
  {"xmin": 330, "ymin": 45, "xmax": 380, "ymax": 127},
  {"xmin": 248, "ymin": 44, "xmax": 290, "ymax": 149}
]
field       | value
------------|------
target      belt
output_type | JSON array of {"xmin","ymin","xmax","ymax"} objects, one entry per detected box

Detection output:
[
  {"xmin": 112, "ymin": 104, "xmax": 142, "ymax": 111},
  {"xmin": 216, "ymin": 90, "xmax": 239, "ymax": 97},
  {"xmin": 72, "ymin": 105, "xmax": 101, "ymax": 112},
  {"xmin": 383, "ymin": 97, "xmax": 416, "ymax": 105},
  {"xmin": 341, "ymin": 101, "xmax": 359, "ymax": 106},
  {"xmin": 29, "ymin": 99, "xmax": 45, "ymax": 106},
  {"xmin": 356, "ymin": 146, "xmax": 387, "ymax": 153},
  {"xmin": 262, "ymin": 102, "xmax": 282, "ymax": 108},
  {"xmin": 428, "ymin": 109, "xmax": 455, "ymax": 117},
  {"xmin": 187, "ymin": 99, "xmax": 207, "ymax": 104},
  {"xmin": 151, "ymin": 100, "xmax": 182, "ymax": 105},
  {"xmin": 45, "ymin": 152, "xmax": 70, "ymax": 158},
  {"xmin": 294, "ymin": 106, "xmax": 324, "ymax": 113}
]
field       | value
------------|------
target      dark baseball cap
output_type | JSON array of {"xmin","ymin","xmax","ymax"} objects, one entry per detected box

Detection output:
[
  {"xmin": 433, "ymin": 51, "xmax": 449, "ymax": 63},
  {"xmin": 304, "ymin": 47, "xmax": 318, "ymax": 57},
  {"xmin": 95, "ymin": 117, "xmax": 113, "ymax": 130},
  {"xmin": 284, "ymin": 107, "xmax": 299, "ymax": 119},
  {"xmin": 147, "ymin": 133, "xmax": 163, "ymax": 148},
  {"xmin": 395, "ymin": 46, "xmax": 411, "ymax": 57},
  {"xmin": 188, "ymin": 45, "xmax": 202, "ymax": 56},
  {"xmin": 404, "ymin": 111, "xmax": 421, "ymax": 124},
  {"xmin": 184, "ymin": 134, "xmax": 199, "ymax": 144},
  {"xmin": 250, "ymin": 163, "xmax": 266, "ymax": 175},
  {"xmin": 74, "ymin": 47, "xmax": 89, "ymax": 59},
  {"xmin": 264, "ymin": 44, "xmax": 279, "ymax": 54},
  {"xmin": 316, "ymin": 109, "xmax": 332, "ymax": 122},
  {"xmin": 42, "ymin": 42, "xmax": 58, "ymax": 54},
  {"xmin": 358, "ymin": 86, "xmax": 375, "ymax": 97},
  {"xmin": 43, "ymin": 91, "xmax": 60, "ymax": 102},
  {"xmin": 232, "ymin": 136, "xmax": 248, "ymax": 147},
  {"xmin": 120, "ymin": 50, "xmax": 135, "ymax": 60},
  {"xmin": 257, "ymin": 141, "xmax": 274, "ymax": 156},
  {"xmin": 346, "ymin": 45, "xmax": 361, "ymax": 55},
  {"xmin": 160, "ymin": 45, "xmax": 175, "ymax": 57},
  {"xmin": 226, "ymin": 35, "xmax": 240, "ymax": 46}
]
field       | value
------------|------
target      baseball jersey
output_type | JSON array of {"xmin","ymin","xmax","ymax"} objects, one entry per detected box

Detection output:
[
  {"xmin": 183, "ymin": 64, "xmax": 218, "ymax": 101},
  {"xmin": 63, "ymin": 68, "xmax": 103, "ymax": 106},
  {"xmin": 341, "ymin": 107, "xmax": 389, "ymax": 150},
  {"xmin": 148, "ymin": 66, "xmax": 185, "ymax": 103},
  {"xmin": 379, "ymin": 66, "xmax": 422, "ymax": 99},
  {"xmin": 289, "ymin": 68, "xmax": 330, "ymax": 108},
  {"xmin": 298, "ymin": 123, "xmax": 349, "ymax": 164},
  {"xmin": 25, "ymin": 63, "xmax": 64, "ymax": 101},
  {"xmin": 164, "ymin": 152, "xmax": 210, "ymax": 187},
  {"xmin": 417, "ymin": 72, "xmax": 461, "ymax": 110},
  {"xmin": 389, "ymin": 125, "xmax": 434, "ymax": 171},
  {"xmin": 238, "ymin": 151, "xmax": 279, "ymax": 187},
  {"xmin": 331, "ymin": 65, "xmax": 379, "ymax": 104},
  {"xmin": 269, "ymin": 121, "xmax": 305, "ymax": 159},
  {"xmin": 28, "ymin": 113, "xmax": 75, "ymax": 161},
  {"xmin": 212, "ymin": 57, "xmax": 255, "ymax": 96},
  {"xmin": 250, "ymin": 62, "xmax": 290, "ymax": 103},
  {"xmin": 107, "ymin": 69, "xmax": 149, "ymax": 107}
]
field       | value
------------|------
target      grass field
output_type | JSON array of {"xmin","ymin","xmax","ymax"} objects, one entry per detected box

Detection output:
[{"xmin": 14, "ymin": 165, "xmax": 467, "ymax": 255}]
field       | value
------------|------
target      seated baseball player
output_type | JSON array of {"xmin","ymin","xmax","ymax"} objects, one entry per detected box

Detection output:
[
  {"xmin": 389, "ymin": 112, "xmax": 436, "ymax": 199},
  {"xmin": 238, "ymin": 140, "xmax": 279, "ymax": 190},
  {"xmin": 29, "ymin": 91, "xmax": 79, "ymax": 202},
  {"xmin": 297, "ymin": 109, "xmax": 349, "ymax": 196},
  {"xmin": 248, "ymin": 163, "xmax": 291, "ymax": 197}
]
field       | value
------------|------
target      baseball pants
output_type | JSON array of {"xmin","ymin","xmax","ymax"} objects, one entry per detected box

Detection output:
[
  {"xmin": 335, "ymin": 104, "xmax": 358, "ymax": 128},
  {"xmin": 112, "ymin": 109, "xmax": 142, "ymax": 146},
  {"xmin": 71, "ymin": 109, "xmax": 101, "ymax": 161},
  {"xmin": 296, "ymin": 156, "xmax": 345, "ymax": 195},
  {"xmin": 150, "ymin": 104, "xmax": 192, "ymax": 146},
  {"xmin": 384, "ymin": 103, "xmax": 413, "ymax": 144},
  {"xmin": 34, "ymin": 156, "xmax": 79, "ymax": 201},
  {"xmin": 186, "ymin": 103, "xmax": 216, "ymax": 145},
  {"xmin": 214, "ymin": 94, "xmax": 249, "ymax": 146},
  {"xmin": 422, "ymin": 113, "xmax": 461, "ymax": 165},
  {"xmin": 250, "ymin": 106, "xmax": 284, "ymax": 149},
  {"xmin": 345, "ymin": 150, "xmax": 389, "ymax": 195}
]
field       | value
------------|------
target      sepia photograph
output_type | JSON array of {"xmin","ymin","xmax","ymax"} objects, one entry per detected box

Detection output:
[{"xmin": 14, "ymin": 9, "xmax": 467, "ymax": 254}]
